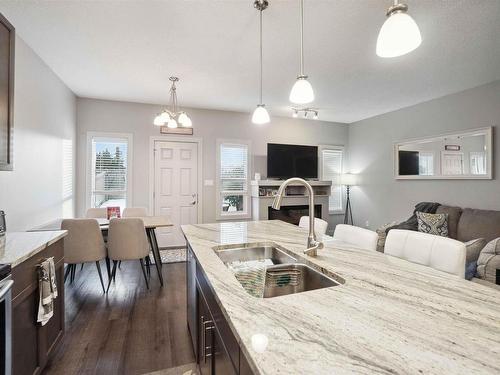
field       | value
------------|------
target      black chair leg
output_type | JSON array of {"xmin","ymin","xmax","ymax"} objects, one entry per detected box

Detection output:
[
  {"xmin": 139, "ymin": 259, "xmax": 150, "ymax": 290},
  {"xmin": 95, "ymin": 261, "xmax": 106, "ymax": 294},
  {"xmin": 64, "ymin": 264, "xmax": 71, "ymax": 283},
  {"xmin": 118, "ymin": 260, "xmax": 122, "ymax": 269},
  {"xmin": 80, "ymin": 263, "xmax": 84, "ymax": 271},
  {"xmin": 106, "ymin": 261, "xmax": 118, "ymax": 293},
  {"xmin": 105, "ymin": 257, "xmax": 111, "ymax": 278},
  {"xmin": 145, "ymin": 256, "xmax": 151, "ymax": 279}
]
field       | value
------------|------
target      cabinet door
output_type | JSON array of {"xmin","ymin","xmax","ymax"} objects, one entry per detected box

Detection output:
[
  {"xmin": 198, "ymin": 288, "xmax": 213, "ymax": 375},
  {"xmin": 186, "ymin": 245, "xmax": 197, "ymax": 358},
  {"xmin": 213, "ymin": 328, "xmax": 237, "ymax": 375}
]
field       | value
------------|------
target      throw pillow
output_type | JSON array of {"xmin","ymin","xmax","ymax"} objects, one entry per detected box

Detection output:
[
  {"xmin": 464, "ymin": 238, "xmax": 487, "ymax": 263},
  {"xmin": 476, "ymin": 237, "xmax": 500, "ymax": 282},
  {"xmin": 416, "ymin": 212, "xmax": 449, "ymax": 237},
  {"xmin": 465, "ymin": 261, "xmax": 478, "ymax": 281}
]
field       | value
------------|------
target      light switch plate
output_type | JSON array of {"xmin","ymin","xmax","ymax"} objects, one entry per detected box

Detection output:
[{"xmin": 204, "ymin": 179, "xmax": 214, "ymax": 186}]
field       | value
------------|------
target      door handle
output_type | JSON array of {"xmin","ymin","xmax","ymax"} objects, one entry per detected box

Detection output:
[
  {"xmin": 190, "ymin": 193, "xmax": 197, "ymax": 205},
  {"xmin": 201, "ymin": 316, "xmax": 214, "ymax": 362}
]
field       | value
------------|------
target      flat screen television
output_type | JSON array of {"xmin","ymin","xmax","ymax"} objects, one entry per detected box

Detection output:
[{"xmin": 267, "ymin": 143, "xmax": 318, "ymax": 179}]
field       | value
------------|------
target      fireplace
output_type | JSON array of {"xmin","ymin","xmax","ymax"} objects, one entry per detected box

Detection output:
[{"xmin": 268, "ymin": 205, "xmax": 322, "ymax": 226}]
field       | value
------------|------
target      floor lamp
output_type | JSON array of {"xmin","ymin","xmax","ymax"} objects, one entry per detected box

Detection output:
[{"xmin": 341, "ymin": 174, "xmax": 357, "ymax": 225}]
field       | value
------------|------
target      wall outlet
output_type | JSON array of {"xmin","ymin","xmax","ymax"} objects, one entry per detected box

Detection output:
[{"xmin": 365, "ymin": 220, "xmax": 370, "ymax": 228}]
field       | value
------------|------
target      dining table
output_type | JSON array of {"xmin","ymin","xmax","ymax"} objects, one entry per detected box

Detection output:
[{"xmin": 29, "ymin": 216, "xmax": 173, "ymax": 286}]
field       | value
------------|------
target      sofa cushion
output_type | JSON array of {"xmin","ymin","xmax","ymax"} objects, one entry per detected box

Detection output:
[
  {"xmin": 464, "ymin": 238, "xmax": 487, "ymax": 263},
  {"xmin": 436, "ymin": 205, "xmax": 462, "ymax": 239},
  {"xmin": 476, "ymin": 237, "xmax": 500, "ymax": 282},
  {"xmin": 457, "ymin": 208, "xmax": 500, "ymax": 242},
  {"xmin": 417, "ymin": 212, "xmax": 448, "ymax": 237}
]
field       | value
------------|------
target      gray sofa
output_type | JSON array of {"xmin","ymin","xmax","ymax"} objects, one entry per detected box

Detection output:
[{"xmin": 377, "ymin": 204, "xmax": 500, "ymax": 285}]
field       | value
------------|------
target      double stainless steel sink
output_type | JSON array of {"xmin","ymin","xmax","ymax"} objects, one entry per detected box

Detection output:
[{"xmin": 213, "ymin": 242, "xmax": 342, "ymax": 298}]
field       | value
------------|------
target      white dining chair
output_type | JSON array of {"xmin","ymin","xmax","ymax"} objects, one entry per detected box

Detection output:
[
  {"xmin": 332, "ymin": 224, "xmax": 378, "ymax": 251},
  {"xmin": 385, "ymin": 229, "xmax": 466, "ymax": 278},
  {"xmin": 107, "ymin": 218, "xmax": 151, "ymax": 291},
  {"xmin": 86, "ymin": 207, "xmax": 107, "ymax": 218},
  {"xmin": 61, "ymin": 219, "xmax": 108, "ymax": 292},
  {"xmin": 123, "ymin": 207, "xmax": 148, "ymax": 217},
  {"xmin": 299, "ymin": 216, "xmax": 328, "ymax": 238}
]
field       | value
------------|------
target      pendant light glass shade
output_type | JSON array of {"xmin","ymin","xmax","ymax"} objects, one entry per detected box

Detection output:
[
  {"xmin": 167, "ymin": 118, "xmax": 178, "ymax": 129},
  {"xmin": 376, "ymin": 6, "xmax": 421, "ymax": 58},
  {"xmin": 178, "ymin": 112, "xmax": 191, "ymax": 127},
  {"xmin": 252, "ymin": 105, "xmax": 270, "ymax": 125},
  {"xmin": 153, "ymin": 115, "xmax": 164, "ymax": 126},
  {"xmin": 289, "ymin": 76, "xmax": 314, "ymax": 104},
  {"xmin": 289, "ymin": 0, "xmax": 314, "ymax": 105}
]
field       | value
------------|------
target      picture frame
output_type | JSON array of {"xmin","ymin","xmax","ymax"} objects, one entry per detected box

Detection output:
[
  {"xmin": 160, "ymin": 126, "xmax": 193, "ymax": 135},
  {"xmin": 0, "ymin": 13, "xmax": 15, "ymax": 171}
]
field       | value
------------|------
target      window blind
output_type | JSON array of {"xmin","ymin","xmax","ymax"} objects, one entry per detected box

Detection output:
[
  {"xmin": 220, "ymin": 144, "xmax": 248, "ymax": 192},
  {"xmin": 321, "ymin": 149, "xmax": 343, "ymax": 211}
]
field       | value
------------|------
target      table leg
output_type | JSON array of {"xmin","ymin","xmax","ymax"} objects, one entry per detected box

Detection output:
[
  {"xmin": 150, "ymin": 228, "xmax": 163, "ymax": 270},
  {"xmin": 147, "ymin": 228, "xmax": 164, "ymax": 286}
]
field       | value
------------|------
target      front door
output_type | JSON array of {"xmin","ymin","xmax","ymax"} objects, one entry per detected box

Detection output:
[
  {"xmin": 441, "ymin": 151, "xmax": 464, "ymax": 175},
  {"xmin": 154, "ymin": 141, "xmax": 198, "ymax": 248}
]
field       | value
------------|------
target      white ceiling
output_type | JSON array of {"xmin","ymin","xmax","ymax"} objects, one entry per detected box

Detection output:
[{"xmin": 1, "ymin": 0, "xmax": 499, "ymax": 123}]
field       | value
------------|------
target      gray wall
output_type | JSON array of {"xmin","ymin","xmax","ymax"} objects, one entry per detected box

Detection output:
[
  {"xmin": 348, "ymin": 80, "xmax": 500, "ymax": 230},
  {"xmin": 0, "ymin": 37, "xmax": 76, "ymax": 231},
  {"xmin": 76, "ymin": 98, "xmax": 349, "ymax": 226}
]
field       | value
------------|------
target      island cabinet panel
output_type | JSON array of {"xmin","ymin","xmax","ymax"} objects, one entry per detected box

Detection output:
[
  {"xmin": 187, "ymin": 245, "xmax": 254, "ymax": 375},
  {"xmin": 11, "ymin": 239, "xmax": 65, "ymax": 375}
]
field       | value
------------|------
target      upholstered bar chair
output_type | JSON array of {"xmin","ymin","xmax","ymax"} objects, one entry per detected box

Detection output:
[
  {"xmin": 332, "ymin": 224, "xmax": 379, "ymax": 251},
  {"xmin": 299, "ymin": 216, "xmax": 329, "ymax": 238},
  {"xmin": 385, "ymin": 229, "xmax": 467, "ymax": 278},
  {"xmin": 123, "ymin": 207, "xmax": 148, "ymax": 217},
  {"xmin": 107, "ymin": 218, "xmax": 151, "ymax": 291},
  {"xmin": 86, "ymin": 207, "xmax": 107, "ymax": 218},
  {"xmin": 61, "ymin": 219, "xmax": 108, "ymax": 293}
]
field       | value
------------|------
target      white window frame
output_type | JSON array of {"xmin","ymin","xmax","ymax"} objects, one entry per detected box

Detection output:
[
  {"xmin": 86, "ymin": 132, "xmax": 133, "ymax": 211},
  {"xmin": 216, "ymin": 139, "xmax": 252, "ymax": 220},
  {"xmin": 319, "ymin": 145, "xmax": 344, "ymax": 214}
]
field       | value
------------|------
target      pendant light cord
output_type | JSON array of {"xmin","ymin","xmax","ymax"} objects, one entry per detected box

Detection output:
[
  {"xmin": 300, "ymin": 0, "xmax": 304, "ymax": 76},
  {"xmin": 259, "ymin": 8, "xmax": 263, "ymax": 104}
]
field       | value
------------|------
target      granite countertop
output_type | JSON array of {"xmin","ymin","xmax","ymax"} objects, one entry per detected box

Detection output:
[
  {"xmin": 181, "ymin": 220, "xmax": 500, "ymax": 375},
  {"xmin": 0, "ymin": 231, "xmax": 67, "ymax": 267}
]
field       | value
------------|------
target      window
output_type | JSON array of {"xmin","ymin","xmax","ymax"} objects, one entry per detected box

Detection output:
[
  {"xmin": 217, "ymin": 139, "xmax": 251, "ymax": 220},
  {"xmin": 470, "ymin": 152, "xmax": 486, "ymax": 175},
  {"xmin": 87, "ymin": 133, "xmax": 132, "ymax": 212},
  {"xmin": 62, "ymin": 139, "xmax": 74, "ymax": 217},
  {"xmin": 418, "ymin": 152, "xmax": 434, "ymax": 176},
  {"xmin": 320, "ymin": 146, "xmax": 343, "ymax": 212}
]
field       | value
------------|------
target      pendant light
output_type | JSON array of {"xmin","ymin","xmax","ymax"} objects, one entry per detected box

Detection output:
[
  {"xmin": 376, "ymin": 1, "xmax": 422, "ymax": 58},
  {"xmin": 252, "ymin": 0, "xmax": 270, "ymax": 125},
  {"xmin": 153, "ymin": 77, "xmax": 192, "ymax": 127},
  {"xmin": 289, "ymin": 0, "xmax": 314, "ymax": 104}
]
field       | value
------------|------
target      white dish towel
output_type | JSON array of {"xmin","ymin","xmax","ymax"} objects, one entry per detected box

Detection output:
[{"xmin": 37, "ymin": 257, "xmax": 58, "ymax": 326}]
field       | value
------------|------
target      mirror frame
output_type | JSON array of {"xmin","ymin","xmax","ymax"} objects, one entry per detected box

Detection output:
[{"xmin": 394, "ymin": 126, "xmax": 493, "ymax": 180}]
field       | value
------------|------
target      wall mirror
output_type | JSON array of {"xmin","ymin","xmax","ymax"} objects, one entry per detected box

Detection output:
[{"xmin": 394, "ymin": 127, "xmax": 493, "ymax": 180}]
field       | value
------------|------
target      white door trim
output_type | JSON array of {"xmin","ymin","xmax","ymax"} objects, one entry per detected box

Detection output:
[{"xmin": 149, "ymin": 136, "xmax": 203, "ymax": 224}]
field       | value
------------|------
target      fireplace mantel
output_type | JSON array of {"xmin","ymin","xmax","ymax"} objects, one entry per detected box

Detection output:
[{"xmin": 251, "ymin": 180, "xmax": 331, "ymax": 223}]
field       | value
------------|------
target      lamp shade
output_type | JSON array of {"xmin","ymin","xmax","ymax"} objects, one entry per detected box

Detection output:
[
  {"xmin": 252, "ymin": 105, "xmax": 270, "ymax": 125},
  {"xmin": 340, "ymin": 173, "xmax": 358, "ymax": 186},
  {"xmin": 376, "ymin": 11, "xmax": 421, "ymax": 58},
  {"xmin": 153, "ymin": 114, "xmax": 164, "ymax": 126},
  {"xmin": 167, "ymin": 118, "xmax": 178, "ymax": 129},
  {"xmin": 289, "ymin": 76, "xmax": 314, "ymax": 104}
]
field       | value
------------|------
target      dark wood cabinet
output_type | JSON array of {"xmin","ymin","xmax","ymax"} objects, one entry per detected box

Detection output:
[
  {"xmin": 11, "ymin": 239, "xmax": 65, "ymax": 375},
  {"xmin": 186, "ymin": 245, "xmax": 252, "ymax": 375}
]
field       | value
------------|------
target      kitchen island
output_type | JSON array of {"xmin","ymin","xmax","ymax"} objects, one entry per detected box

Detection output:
[
  {"xmin": 1, "ymin": 230, "xmax": 67, "ymax": 375},
  {"xmin": 182, "ymin": 220, "xmax": 500, "ymax": 375}
]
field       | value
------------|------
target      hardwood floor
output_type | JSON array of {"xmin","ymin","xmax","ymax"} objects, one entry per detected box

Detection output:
[{"xmin": 43, "ymin": 260, "xmax": 195, "ymax": 375}]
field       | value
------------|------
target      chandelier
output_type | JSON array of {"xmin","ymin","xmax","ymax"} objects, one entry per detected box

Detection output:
[{"xmin": 153, "ymin": 77, "xmax": 192, "ymax": 128}]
